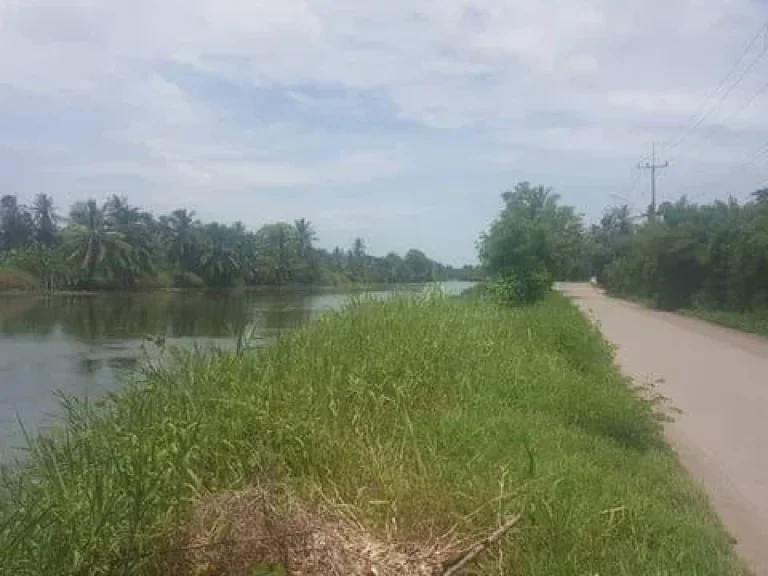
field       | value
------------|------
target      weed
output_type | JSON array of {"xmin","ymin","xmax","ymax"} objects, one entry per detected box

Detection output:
[{"xmin": 682, "ymin": 307, "xmax": 768, "ymax": 338}]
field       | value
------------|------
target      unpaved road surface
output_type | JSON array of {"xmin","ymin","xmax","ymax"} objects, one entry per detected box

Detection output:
[{"xmin": 562, "ymin": 283, "xmax": 768, "ymax": 575}]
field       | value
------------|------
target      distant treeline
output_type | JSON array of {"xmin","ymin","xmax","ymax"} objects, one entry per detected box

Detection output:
[
  {"xmin": 478, "ymin": 181, "xmax": 768, "ymax": 315},
  {"xmin": 0, "ymin": 194, "xmax": 479, "ymax": 291}
]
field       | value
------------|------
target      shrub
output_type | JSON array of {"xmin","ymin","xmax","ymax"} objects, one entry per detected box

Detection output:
[
  {"xmin": 489, "ymin": 268, "xmax": 551, "ymax": 306},
  {"xmin": 137, "ymin": 271, "xmax": 174, "ymax": 290},
  {"xmin": 0, "ymin": 267, "xmax": 38, "ymax": 291},
  {"xmin": 173, "ymin": 271, "xmax": 205, "ymax": 289}
]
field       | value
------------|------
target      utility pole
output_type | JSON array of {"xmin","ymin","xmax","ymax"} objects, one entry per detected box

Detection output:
[{"xmin": 638, "ymin": 144, "xmax": 669, "ymax": 222}]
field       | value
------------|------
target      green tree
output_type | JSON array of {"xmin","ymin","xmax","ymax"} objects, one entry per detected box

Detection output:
[
  {"xmin": 253, "ymin": 223, "xmax": 299, "ymax": 285},
  {"xmin": 590, "ymin": 204, "xmax": 634, "ymax": 280},
  {"xmin": 404, "ymin": 249, "xmax": 434, "ymax": 282},
  {"xmin": 31, "ymin": 194, "xmax": 59, "ymax": 248},
  {"xmin": 349, "ymin": 237, "xmax": 367, "ymax": 281},
  {"xmin": 600, "ymin": 192, "xmax": 768, "ymax": 312},
  {"xmin": 1, "ymin": 195, "xmax": 33, "ymax": 249},
  {"xmin": 1, "ymin": 193, "xmax": 464, "ymax": 291},
  {"xmin": 104, "ymin": 195, "xmax": 156, "ymax": 281},
  {"xmin": 479, "ymin": 182, "xmax": 589, "ymax": 303},
  {"xmin": 383, "ymin": 252, "xmax": 405, "ymax": 282},
  {"xmin": 198, "ymin": 223, "xmax": 240, "ymax": 287},
  {"xmin": 161, "ymin": 209, "xmax": 199, "ymax": 271},
  {"xmin": 294, "ymin": 218, "xmax": 317, "ymax": 260},
  {"xmin": 294, "ymin": 218, "xmax": 318, "ymax": 283},
  {"xmin": 64, "ymin": 199, "xmax": 136, "ymax": 288},
  {"xmin": 752, "ymin": 187, "xmax": 768, "ymax": 203},
  {"xmin": 480, "ymin": 183, "xmax": 583, "ymax": 279}
]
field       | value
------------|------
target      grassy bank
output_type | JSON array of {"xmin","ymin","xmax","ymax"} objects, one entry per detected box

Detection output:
[
  {"xmin": 0, "ymin": 267, "xmax": 38, "ymax": 292},
  {"xmin": 0, "ymin": 294, "xmax": 744, "ymax": 575},
  {"xmin": 682, "ymin": 307, "xmax": 768, "ymax": 338}
]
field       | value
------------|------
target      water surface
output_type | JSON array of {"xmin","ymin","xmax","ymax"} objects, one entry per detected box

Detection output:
[{"xmin": 0, "ymin": 282, "xmax": 471, "ymax": 455}]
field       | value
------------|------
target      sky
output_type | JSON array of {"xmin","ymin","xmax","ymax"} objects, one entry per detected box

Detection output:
[{"xmin": 2, "ymin": 1, "xmax": 768, "ymax": 265}]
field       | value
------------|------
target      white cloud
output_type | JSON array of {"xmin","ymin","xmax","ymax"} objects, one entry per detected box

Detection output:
[{"xmin": 1, "ymin": 0, "xmax": 768, "ymax": 263}]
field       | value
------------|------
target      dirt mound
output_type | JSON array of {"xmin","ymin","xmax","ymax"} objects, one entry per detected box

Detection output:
[{"xmin": 176, "ymin": 487, "xmax": 518, "ymax": 576}]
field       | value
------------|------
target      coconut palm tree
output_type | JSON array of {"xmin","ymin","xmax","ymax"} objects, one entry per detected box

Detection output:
[
  {"xmin": 198, "ymin": 223, "xmax": 240, "ymax": 286},
  {"xmin": 501, "ymin": 182, "xmax": 560, "ymax": 218},
  {"xmin": 64, "ymin": 199, "xmax": 138, "ymax": 288},
  {"xmin": 293, "ymin": 218, "xmax": 318, "ymax": 283},
  {"xmin": 349, "ymin": 237, "xmax": 367, "ymax": 281},
  {"xmin": 352, "ymin": 237, "xmax": 366, "ymax": 259},
  {"xmin": 331, "ymin": 246, "xmax": 345, "ymax": 271},
  {"xmin": 161, "ymin": 208, "xmax": 199, "ymax": 272},
  {"xmin": 254, "ymin": 223, "xmax": 299, "ymax": 284},
  {"xmin": 0, "ymin": 195, "xmax": 33, "ymax": 249},
  {"xmin": 104, "ymin": 195, "xmax": 157, "ymax": 279},
  {"xmin": 31, "ymin": 194, "xmax": 58, "ymax": 247},
  {"xmin": 294, "ymin": 218, "xmax": 317, "ymax": 259}
]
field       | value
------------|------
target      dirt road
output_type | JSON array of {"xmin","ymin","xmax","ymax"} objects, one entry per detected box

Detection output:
[{"xmin": 562, "ymin": 283, "xmax": 768, "ymax": 575}]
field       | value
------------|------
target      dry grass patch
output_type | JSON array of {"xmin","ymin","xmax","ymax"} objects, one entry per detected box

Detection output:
[{"xmin": 177, "ymin": 486, "xmax": 518, "ymax": 576}]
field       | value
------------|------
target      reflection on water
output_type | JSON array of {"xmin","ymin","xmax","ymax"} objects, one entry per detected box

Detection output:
[
  {"xmin": 0, "ymin": 282, "xmax": 471, "ymax": 456},
  {"xmin": 0, "ymin": 292, "xmax": 309, "ymax": 340}
]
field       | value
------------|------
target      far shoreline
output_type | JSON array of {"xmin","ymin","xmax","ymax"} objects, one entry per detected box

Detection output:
[{"xmin": 0, "ymin": 280, "xmax": 478, "ymax": 298}]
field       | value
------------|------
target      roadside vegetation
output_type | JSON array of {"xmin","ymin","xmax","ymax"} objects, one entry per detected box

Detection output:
[
  {"xmin": 595, "ymin": 190, "xmax": 768, "ymax": 336},
  {"xmin": 0, "ymin": 293, "xmax": 745, "ymax": 575},
  {"xmin": 479, "ymin": 182, "xmax": 591, "ymax": 287},
  {"xmin": 0, "ymin": 194, "xmax": 478, "ymax": 291},
  {"xmin": 680, "ymin": 307, "xmax": 768, "ymax": 337},
  {"xmin": 478, "ymin": 180, "xmax": 768, "ymax": 335}
]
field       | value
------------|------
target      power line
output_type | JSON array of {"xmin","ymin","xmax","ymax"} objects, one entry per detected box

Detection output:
[
  {"xmin": 610, "ymin": 150, "xmax": 654, "ymax": 211},
  {"xmin": 722, "ymin": 76, "xmax": 768, "ymax": 126},
  {"xmin": 626, "ymin": 21, "xmax": 768, "ymax": 210},
  {"xmin": 660, "ymin": 21, "xmax": 768, "ymax": 158},
  {"xmin": 666, "ymin": 40, "xmax": 767, "ymax": 157},
  {"xmin": 667, "ymin": 73, "xmax": 768, "ymax": 164},
  {"xmin": 689, "ymin": 139, "xmax": 768, "ymax": 202},
  {"xmin": 623, "ymin": 169, "xmax": 643, "ymax": 208},
  {"xmin": 613, "ymin": 166, "xmax": 642, "ymax": 206}
]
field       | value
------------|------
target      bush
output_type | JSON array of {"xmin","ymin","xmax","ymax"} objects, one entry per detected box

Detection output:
[
  {"xmin": 489, "ymin": 269, "xmax": 551, "ymax": 306},
  {"xmin": 136, "ymin": 271, "xmax": 174, "ymax": 290},
  {"xmin": 479, "ymin": 182, "xmax": 587, "ymax": 284},
  {"xmin": 0, "ymin": 267, "xmax": 38, "ymax": 291},
  {"xmin": 598, "ymin": 197, "xmax": 768, "ymax": 315},
  {"xmin": 458, "ymin": 282, "xmax": 489, "ymax": 300},
  {"xmin": 173, "ymin": 271, "xmax": 205, "ymax": 289}
]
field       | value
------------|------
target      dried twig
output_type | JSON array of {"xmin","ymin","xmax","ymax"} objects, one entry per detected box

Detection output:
[{"xmin": 440, "ymin": 514, "xmax": 522, "ymax": 576}]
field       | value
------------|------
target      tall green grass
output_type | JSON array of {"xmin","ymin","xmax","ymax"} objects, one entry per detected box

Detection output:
[
  {"xmin": 0, "ymin": 293, "xmax": 744, "ymax": 574},
  {"xmin": 683, "ymin": 307, "xmax": 768, "ymax": 338}
]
